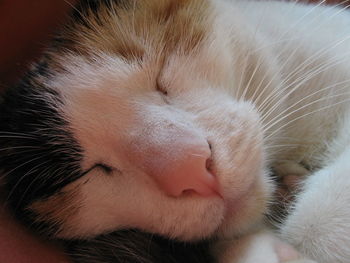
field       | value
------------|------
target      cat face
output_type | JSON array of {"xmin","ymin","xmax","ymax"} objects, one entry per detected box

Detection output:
[{"xmin": 0, "ymin": 0, "xmax": 273, "ymax": 241}]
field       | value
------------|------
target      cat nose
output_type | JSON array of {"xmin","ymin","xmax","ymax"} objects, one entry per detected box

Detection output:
[{"xmin": 149, "ymin": 141, "xmax": 219, "ymax": 197}]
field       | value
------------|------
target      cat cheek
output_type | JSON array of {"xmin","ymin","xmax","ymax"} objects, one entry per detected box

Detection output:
[{"xmin": 27, "ymin": 189, "xmax": 81, "ymax": 237}]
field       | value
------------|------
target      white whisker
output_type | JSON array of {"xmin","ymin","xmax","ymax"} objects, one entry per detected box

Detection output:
[
  {"xmin": 262, "ymin": 78, "xmax": 350, "ymax": 127},
  {"xmin": 264, "ymin": 97, "xmax": 350, "ymax": 141},
  {"xmin": 260, "ymin": 51, "xmax": 350, "ymax": 122}
]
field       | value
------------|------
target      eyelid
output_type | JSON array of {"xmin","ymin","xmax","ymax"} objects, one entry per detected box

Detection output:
[
  {"xmin": 82, "ymin": 163, "xmax": 114, "ymax": 176},
  {"xmin": 156, "ymin": 81, "xmax": 168, "ymax": 96},
  {"xmin": 95, "ymin": 163, "xmax": 113, "ymax": 173}
]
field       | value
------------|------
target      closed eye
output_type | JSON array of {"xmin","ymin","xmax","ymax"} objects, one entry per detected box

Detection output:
[
  {"xmin": 95, "ymin": 163, "xmax": 113, "ymax": 173},
  {"xmin": 82, "ymin": 163, "xmax": 115, "ymax": 176},
  {"xmin": 156, "ymin": 81, "xmax": 168, "ymax": 96}
]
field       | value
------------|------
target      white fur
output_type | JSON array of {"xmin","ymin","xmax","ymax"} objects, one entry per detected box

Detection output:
[
  {"xmin": 39, "ymin": 0, "xmax": 350, "ymax": 262},
  {"xmin": 213, "ymin": 229, "xmax": 314, "ymax": 263},
  {"xmin": 281, "ymin": 146, "xmax": 350, "ymax": 263},
  {"xmin": 50, "ymin": 52, "xmax": 271, "ymax": 240}
]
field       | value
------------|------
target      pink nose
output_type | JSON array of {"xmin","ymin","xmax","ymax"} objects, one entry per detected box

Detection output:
[{"xmin": 146, "ymin": 141, "xmax": 219, "ymax": 197}]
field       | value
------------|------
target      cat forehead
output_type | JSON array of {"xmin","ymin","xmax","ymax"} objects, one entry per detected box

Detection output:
[{"xmin": 56, "ymin": 0, "xmax": 213, "ymax": 61}]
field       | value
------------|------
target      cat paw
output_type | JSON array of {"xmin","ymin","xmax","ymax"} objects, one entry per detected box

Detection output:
[
  {"xmin": 213, "ymin": 230, "xmax": 315, "ymax": 263},
  {"xmin": 275, "ymin": 243, "xmax": 318, "ymax": 263},
  {"xmin": 274, "ymin": 238, "xmax": 316, "ymax": 263}
]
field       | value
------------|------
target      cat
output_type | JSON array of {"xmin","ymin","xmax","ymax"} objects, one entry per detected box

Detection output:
[{"xmin": 0, "ymin": 0, "xmax": 350, "ymax": 262}]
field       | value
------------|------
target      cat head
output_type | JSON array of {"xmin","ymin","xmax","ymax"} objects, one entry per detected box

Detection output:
[{"xmin": 0, "ymin": 0, "xmax": 274, "ymax": 241}]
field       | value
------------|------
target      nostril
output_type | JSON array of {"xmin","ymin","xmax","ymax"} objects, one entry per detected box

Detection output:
[
  {"xmin": 206, "ymin": 157, "xmax": 213, "ymax": 172},
  {"xmin": 141, "ymin": 137, "xmax": 219, "ymax": 197},
  {"xmin": 182, "ymin": 189, "xmax": 197, "ymax": 196},
  {"xmin": 206, "ymin": 141, "xmax": 214, "ymax": 172}
]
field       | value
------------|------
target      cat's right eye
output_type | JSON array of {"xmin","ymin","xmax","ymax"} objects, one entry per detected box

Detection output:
[
  {"xmin": 95, "ymin": 163, "xmax": 113, "ymax": 174},
  {"xmin": 83, "ymin": 163, "xmax": 115, "ymax": 176},
  {"xmin": 156, "ymin": 81, "xmax": 168, "ymax": 96}
]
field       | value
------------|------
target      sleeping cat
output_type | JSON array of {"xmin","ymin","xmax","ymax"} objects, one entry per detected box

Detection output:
[{"xmin": 1, "ymin": 0, "xmax": 350, "ymax": 262}]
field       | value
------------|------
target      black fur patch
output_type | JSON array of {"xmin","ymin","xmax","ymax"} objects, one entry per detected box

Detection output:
[
  {"xmin": 66, "ymin": 230, "xmax": 214, "ymax": 263},
  {"xmin": 50, "ymin": 0, "xmax": 131, "ymax": 57},
  {"xmin": 73, "ymin": 0, "xmax": 130, "ymax": 25},
  {"xmin": 0, "ymin": 73, "xmax": 83, "ymax": 235}
]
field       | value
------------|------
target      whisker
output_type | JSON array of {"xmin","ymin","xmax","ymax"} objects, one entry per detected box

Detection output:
[
  {"xmin": 13, "ymin": 165, "xmax": 64, "ymax": 210},
  {"xmin": 239, "ymin": 0, "xmax": 350, "ymax": 118},
  {"xmin": 238, "ymin": 2, "xmax": 272, "ymax": 101},
  {"xmin": 260, "ymin": 52, "xmax": 350, "ymax": 122},
  {"xmin": 262, "ymin": 78, "xmax": 350, "ymax": 126},
  {"xmin": 263, "ymin": 90, "xmax": 350, "ymax": 133},
  {"xmin": 5, "ymin": 158, "xmax": 53, "ymax": 205},
  {"xmin": 252, "ymin": 2, "xmax": 350, "ymax": 110},
  {"xmin": 0, "ymin": 135, "xmax": 37, "ymax": 140},
  {"xmin": 0, "ymin": 145, "xmax": 41, "ymax": 151},
  {"xmin": 2, "ymin": 153, "xmax": 48, "ymax": 179},
  {"xmin": 264, "ymin": 97, "xmax": 350, "ymax": 141},
  {"xmin": 258, "ymin": 38, "xmax": 350, "ymax": 116}
]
